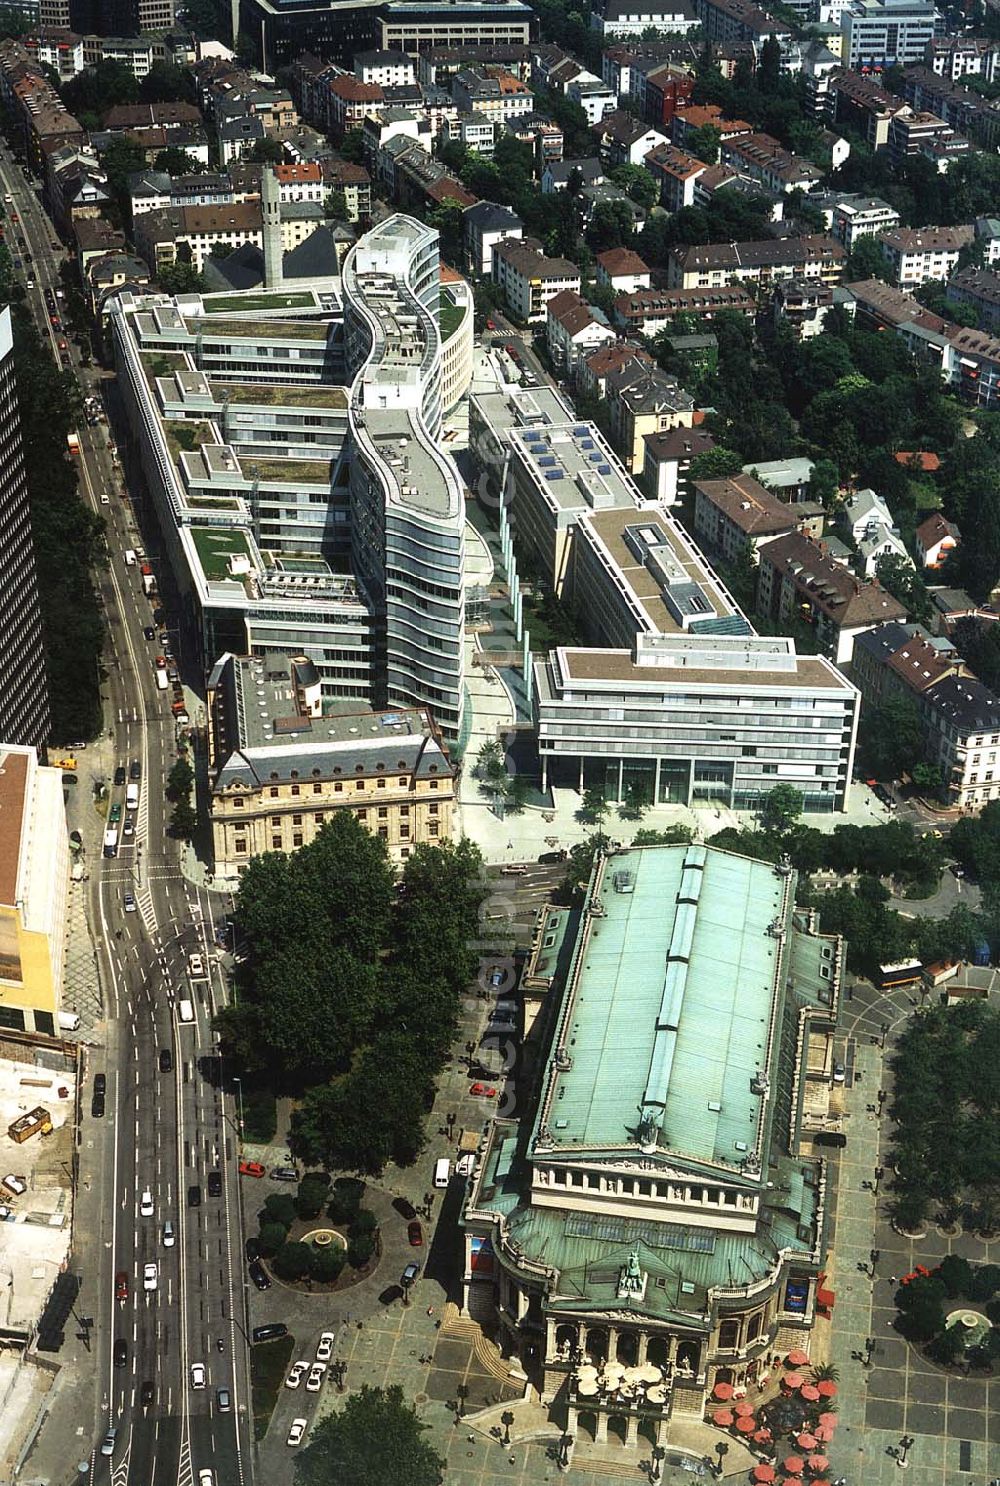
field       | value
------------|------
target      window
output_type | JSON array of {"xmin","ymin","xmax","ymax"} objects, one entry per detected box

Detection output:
[
  {"xmin": 357, "ymin": 808, "xmax": 368, "ymax": 821},
  {"xmin": 271, "ymin": 835, "xmax": 282, "ymax": 849},
  {"xmin": 429, "ymin": 779, "xmax": 439, "ymax": 790},
  {"xmin": 334, "ymin": 782, "xmax": 343, "ymax": 793},
  {"xmin": 235, "ymin": 839, "xmax": 247, "ymax": 854},
  {"xmin": 377, "ymin": 806, "xmax": 388, "ymax": 819},
  {"xmin": 356, "ymin": 780, "xmax": 365, "ymax": 791},
  {"xmin": 313, "ymin": 782, "xmax": 322, "ymax": 794},
  {"xmin": 377, "ymin": 826, "xmax": 388, "ymax": 839},
  {"xmin": 428, "ymin": 802, "xmax": 439, "ymax": 815},
  {"xmin": 293, "ymin": 814, "xmax": 302, "ymax": 826},
  {"xmin": 398, "ymin": 776, "xmax": 406, "ymax": 786},
  {"xmin": 232, "ymin": 797, "xmax": 244, "ymax": 808},
  {"xmin": 271, "ymin": 816, "xmax": 280, "ymax": 826},
  {"xmin": 270, "ymin": 786, "xmax": 279, "ymax": 798},
  {"xmin": 429, "ymin": 821, "xmax": 439, "ymax": 836},
  {"xmin": 377, "ymin": 776, "xmax": 386, "ymax": 788},
  {"xmin": 293, "ymin": 833, "xmax": 303, "ymax": 847}
]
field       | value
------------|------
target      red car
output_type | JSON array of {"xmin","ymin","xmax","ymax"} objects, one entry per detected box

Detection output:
[
  {"xmin": 486, "ymin": 318, "xmax": 496, "ymax": 330},
  {"xmin": 407, "ymin": 1219, "xmax": 423, "ymax": 1247},
  {"xmin": 115, "ymin": 1270, "xmax": 129, "ymax": 1303},
  {"xmin": 239, "ymin": 1160, "xmax": 265, "ymax": 1178},
  {"xmin": 469, "ymin": 1083, "xmax": 497, "ymax": 1098}
]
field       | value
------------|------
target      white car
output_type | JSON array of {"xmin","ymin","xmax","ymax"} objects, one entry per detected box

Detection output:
[
  {"xmin": 143, "ymin": 1262, "xmax": 157, "ymax": 1291},
  {"xmin": 287, "ymin": 1418, "xmax": 307, "ymax": 1448},
  {"xmin": 285, "ymin": 1360, "xmax": 308, "ymax": 1389},
  {"xmin": 140, "ymin": 1188, "xmax": 153, "ymax": 1217},
  {"xmin": 1, "ymin": 1174, "xmax": 26, "ymax": 1196},
  {"xmin": 199, "ymin": 1472, "xmax": 214, "ymax": 1486},
  {"xmin": 101, "ymin": 1426, "xmax": 117, "ymax": 1457},
  {"xmin": 306, "ymin": 1362, "xmax": 326, "ymax": 1393},
  {"xmin": 315, "ymin": 1331, "xmax": 335, "ymax": 1363},
  {"xmin": 162, "ymin": 1219, "xmax": 175, "ymax": 1247},
  {"xmin": 188, "ymin": 953, "xmax": 205, "ymax": 978},
  {"xmin": 123, "ymin": 892, "xmax": 137, "ymax": 913},
  {"xmin": 191, "ymin": 1362, "xmax": 206, "ymax": 1389}
]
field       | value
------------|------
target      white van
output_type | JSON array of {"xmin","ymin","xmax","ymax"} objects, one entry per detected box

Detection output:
[
  {"xmin": 57, "ymin": 1010, "xmax": 80, "ymax": 1032},
  {"xmin": 124, "ymin": 549, "xmax": 136, "ymax": 566},
  {"xmin": 178, "ymin": 999, "xmax": 195, "ymax": 1024},
  {"xmin": 433, "ymin": 1158, "xmax": 451, "ymax": 1189}
]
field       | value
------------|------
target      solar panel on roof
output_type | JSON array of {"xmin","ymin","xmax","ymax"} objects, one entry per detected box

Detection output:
[
  {"xmin": 545, "ymin": 469, "xmax": 564, "ymax": 480},
  {"xmin": 523, "ymin": 429, "xmax": 540, "ymax": 441},
  {"xmin": 581, "ymin": 438, "xmax": 594, "ymax": 449},
  {"xmin": 598, "ymin": 464, "xmax": 611, "ymax": 474},
  {"xmin": 589, "ymin": 452, "xmax": 601, "ymax": 463},
  {"xmin": 538, "ymin": 454, "xmax": 555, "ymax": 467},
  {"xmin": 574, "ymin": 426, "xmax": 588, "ymax": 436}
]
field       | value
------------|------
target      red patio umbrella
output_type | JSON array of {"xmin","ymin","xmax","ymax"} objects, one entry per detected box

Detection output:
[
  {"xmin": 752, "ymin": 1467, "xmax": 776, "ymax": 1484},
  {"xmin": 796, "ymin": 1433, "xmax": 818, "ymax": 1451},
  {"xmin": 818, "ymin": 1413, "xmax": 837, "ymax": 1428},
  {"xmin": 735, "ymin": 1400, "xmax": 756, "ymax": 1416},
  {"xmin": 808, "ymin": 1456, "xmax": 830, "ymax": 1474},
  {"xmin": 736, "ymin": 1415, "xmax": 757, "ymax": 1434},
  {"xmin": 785, "ymin": 1349, "xmax": 810, "ymax": 1368},
  {"xmin": 712, "ymin": 1409, "xmax": 735, "ymax": 1428},
  {"xmin": 816, "ymin": 1380, "xmax": 838, "ymax": 1398},
  {"xmin": 714, "ymin": 1381, "xmax": 735, "ymax": 1401},
  {"xmin": 814, "ymin": 1427, "xmax": 834, "ymax": 1444},
  {"xmin": 782, "ymin": 1373, "xmax": 804, "ymax": 1390},
  {"xmin": 783, "ymin": 1459, "xmax": 804, "ymax": 1476},
  {"xmin": 811, "ymin": 1480, "xmax": 832, "ymax": 1486},
  {"xmin": 754, "ymin": 1428, "xmax": 772, "ymax": 1445},
  {"xmin": 800, "ymin": 1384, "xmax": 821, "ymax": 1402}
]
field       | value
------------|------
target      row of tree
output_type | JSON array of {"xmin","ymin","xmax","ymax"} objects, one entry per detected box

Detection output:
[{"xmin": 217, "ymin": 815, "xmax": 488, "ymax": 1176}]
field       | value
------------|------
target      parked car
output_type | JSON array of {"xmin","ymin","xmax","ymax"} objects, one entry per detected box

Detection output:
[
  {"xmin": 401, "ymin": 1261, "xmax": 420, "ymax": 1286},
  {"xmin": 252, "ymin": 1323, "xmax": 288, "ymax": 1343},
  {"xmin": 285, "ymin": 1361, "xmax": 308, "ymax": 1389},
  {"xmin": 306, "ymin": 1362, "xmax": 326, "ymax": 1393},
  {"xmin": 315, "ymin": 1331, "xmax": 335, "ymax": 1362},
  {"xmin": 1, "ymin": 1174, "xmax": 26, "ymax": 1196},
  {"xmin": 407, "ymin": 1219, "xmax": 423, "ymax": 1247},
  {"xmin": 101, "ymin": 1426, "xmax": 117, "ymax": 1457},
  {"xmin": 249, "ymin": 1260, "xmax": 271, "ymax": 1291},
  {"xmin": 271, "ymin": 1166, "xmax": 297, "ymax": 1182},
  {"xmin": 239, "ymin": 1160, "xmax": 265, "ymax": 1178},
  {"xmin": 245, "ymin": 1236, "xmax": 261, "ymax": 1263},
  {"xmin": 287, "ymin": 1418, "xmax": 307, "ymax": 1447}
]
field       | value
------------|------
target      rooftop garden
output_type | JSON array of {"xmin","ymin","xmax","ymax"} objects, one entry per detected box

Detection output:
[
  {"xmin": 214, "ymin": 380, "xmax": 347, "ymax": 409},
  {"xmin": 248, "ymin": 457, "xmax": 332, "ymax": 484},
  {"xmin": 439, "ymin": 287, "xmax": 465, "ymax": 344},
  {"xmin": 205, "ymin": 291, "xmax": 314, "ymax": 313},
  {"xmin": 190, "ymin": 525, "xmax": 254, "ymax": 582},
  {"xmin": 164, "ymin": 419, "xmax": 215, "ymax": 465},
  {"xmin": 190, "ymin": 316, "xmax": 330, "ymax": 341}
]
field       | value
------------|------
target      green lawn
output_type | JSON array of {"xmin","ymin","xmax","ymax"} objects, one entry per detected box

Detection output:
[
  {"xmin": 439, "ymin": 289, "xmax": 465, "ymax": 343},
  {"xmin": 190, "ymin": 525, "xmax": 253, "ymax": 580},
  {"xmin": 206, "ymin": 291, "xmax": 314, "ymax": 313},
  {"xmin": 251, "ymin": 1333, "xmax": 295, "ymax": 1441}
]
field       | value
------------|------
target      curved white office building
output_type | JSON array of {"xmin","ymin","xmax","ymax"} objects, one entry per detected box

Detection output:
[{"xmin": 343, "ymin": 215, "xmax": 466, "ymax": 742}]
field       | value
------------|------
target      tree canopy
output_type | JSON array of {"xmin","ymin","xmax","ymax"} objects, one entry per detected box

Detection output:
[{"xmin": 295, "ymin": 1386, "xmax": 444, "ymax": 1486}]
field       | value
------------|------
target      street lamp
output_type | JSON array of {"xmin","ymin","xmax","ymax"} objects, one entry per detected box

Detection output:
[
  {"xmin": 501, "ymin": 1409, "xmax": 514, "ymax": 1446},
  {"xmin": 650, "ymin": 1444, "xmax": 665, "ymax": 1483},
  {"xmin": 897, "ymin": 1434, "xmax": 914, "ymax": 1468},
  {"xmin": 714, "ymin": 1441, "xmax": 729, "ymax": 1478}
]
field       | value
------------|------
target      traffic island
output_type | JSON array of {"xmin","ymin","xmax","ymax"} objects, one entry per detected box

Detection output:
[{"xmin": 894, "ymin": 1259, "xmax": 1000, "ymax": 1370}]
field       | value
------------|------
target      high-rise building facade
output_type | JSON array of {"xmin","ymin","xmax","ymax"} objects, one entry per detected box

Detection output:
[{"xmin": 0, "ymin": 307, "xmax": 50, "ymax": 754}]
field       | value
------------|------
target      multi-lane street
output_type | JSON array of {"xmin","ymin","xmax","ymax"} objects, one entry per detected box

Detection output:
[{"xmin": 0, "ymin": 146, "xmax": 252, "ymax": 1485}]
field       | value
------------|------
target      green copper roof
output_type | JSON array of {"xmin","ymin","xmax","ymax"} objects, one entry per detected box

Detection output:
[{"xmin": 536, "ymin": 844, "xmax": 790, "ymax": 1168}]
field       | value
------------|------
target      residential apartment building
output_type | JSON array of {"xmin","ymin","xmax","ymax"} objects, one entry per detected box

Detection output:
[
  {"xmin": 772, "ymin": 278, "xmax": 834, "ymax": 339},
  {"xmin": 545, "ymin": 289, "xmax": 615, "ymax": 375},
  {"xmin": 756, "ymin": 531, "xmax": 907, "ymax": 665},
  {"xmin": 595, "ymin": 246, "xmax": 650, "ymax": 294},
  {"xmin": 491, "ymin": 238, "xmax": 581, "ymax": 323},
  {"xmin": 853, "ymin": 622, "xmax": 1000, "ymax": 810},
  {"xmin": 463, "ymin": 200, "xmax": 523, "ymax": 275},
  {"xmin": 694, "ymin": 0, "xmax": 793, "ymax": 49},
  {"xmin": 946, "ymin": 266, "xmax": 1000, "ymax": 336},
  {"xmin": 668, "ymin": 236, "xmax": 846, "ymax": 290},
  {"xmin": 591, "ymin": 111, "xmax": 669, "ymax": 166},
  {"xmin": 605, "ymin": 361, "xmax": 694, "ymax": 475},
  {"xmin": 878, "ymin": 225, "xmax": 974, "ymax": 288},
  {"xmin": 692, "ymin": 472, "xmax": 798, "ymax": 566},
  {"xmin": 915, "ymin": 511, "xmax": 960, "ymax": 570},
  {"xmin": 0, "ymin": 745, "xmax": 69, "ymax": 1035},
  {"xmin": 0, "ymin": 306, "xmax": 49, "ymax": 753},
  {"xmin": 827, "ymin": 69, "xmax": 899, "ymax": 151},
  {"xmin": 928, "ymin": 38, "xmax": 1000, "ymax": 85},
  {"xmin": 642, "ymin": 425, "xmax": 716, "ymax": 504},
  {"xmin": 452, "ymin": 65, "xmax": 534, "ymax": 121},
  {"xmin": 613, "ymin": 284, "xmax": 756, "ymax": 334},
  {"xmin": 354, "ymin": 47, "xmax": 415, "ymax": 86},
  {"xmin": 831, "ymin": 194, "xmax": 899, "ymax": 248},
  {"xmin": 720, "ymin": 132, "xmax": 824, "ymax": 194},
  {"xmin": 464, "ymin": 843, "xmax": 843, "ymax": 1425},
  {"xmin": 839, "ymin": 0, "xmax": 934, "ymax": 69},
  {"xmin": 206, "ymin": 652, "xmax": 456, "ymax": 872},
  {"xmin": 644, "ymin": 140, "xmax": 705, "ymax": 211}
]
